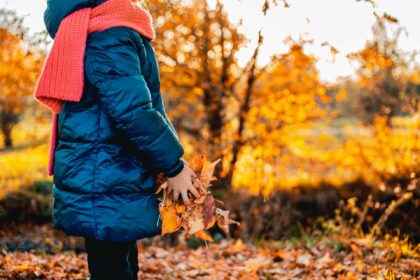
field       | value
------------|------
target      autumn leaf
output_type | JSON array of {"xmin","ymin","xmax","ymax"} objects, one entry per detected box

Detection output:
[
  {"xmin": 187, "ymin": 211, "xmax": 205, "ymax": 234},
  {"xmin": 215, "ymin": 208, "xmax": 239, "ymax": 234},
  {"xmin": 194, "ymin": 230, "xmax": 213, "ymax": 242},
  {"xmin": 200, "ymin": 158, "xmax": 221, "ymax": 187},
  {"xmin": 190, "ymin": 154, "xmax": 205, "ymax": 172},
  {"xmin": 203, "ymin": 195, "xmax": 215, "ymax": 228},
  {"xmin": 159, "ymin": 199, "xmax": 181, "ymax": 235},
  {"xmin": 175, "ymin": 203, "xmax": 186, "ymax": 213},
  {"xmin": 382, "ymin": 12, "xmax": 398, "ymax": 24},
  {"xmin": 205, "ymin": 216, "xmax": 217, "ymax": 230},
  {"xmin": 156, "ymin": 156, "xmax": 238, "ymax": 241}
]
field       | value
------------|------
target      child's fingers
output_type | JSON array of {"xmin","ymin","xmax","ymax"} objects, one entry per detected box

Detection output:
[
  {"xmin": 173, "ymin": 190, "xmax": 180, "ymax": 202},
  {"xmin": 188, "ymin": 185, "xmax": 200, "ymax": 198},
  {"xmin": 181, "ymin": 191, "xmax": 190, "ymax": 205}
]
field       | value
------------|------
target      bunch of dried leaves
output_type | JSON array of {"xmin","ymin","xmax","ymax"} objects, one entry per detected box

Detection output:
[{"xmin": 156, "ymin": 155, "xmax": 239, "ymax": 241}]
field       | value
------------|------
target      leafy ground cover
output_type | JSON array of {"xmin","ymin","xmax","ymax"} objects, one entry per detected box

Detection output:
[{"xmin": 0, "ymin": 223, "xmax": 418, "ymax": 279}]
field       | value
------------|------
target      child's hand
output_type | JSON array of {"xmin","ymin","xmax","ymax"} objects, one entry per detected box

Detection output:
[{"xmin": 167, "ymin": 164, "xmax": 200, "ymax": 204}]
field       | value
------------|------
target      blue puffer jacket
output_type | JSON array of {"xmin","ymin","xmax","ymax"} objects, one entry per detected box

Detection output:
[{"xmin": 44, "ymin": 0, "xmax": 184, "ymax": 241}]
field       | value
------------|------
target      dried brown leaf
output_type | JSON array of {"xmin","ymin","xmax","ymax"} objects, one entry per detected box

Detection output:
[{"xmin": 203, "ymin": 195, "xmax": 215, "ymax": 228}]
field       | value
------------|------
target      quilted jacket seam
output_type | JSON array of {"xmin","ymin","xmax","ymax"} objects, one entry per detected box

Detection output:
[{"xmin": 91, "ymin": 97, "xmax": 101, "ymax": 239}]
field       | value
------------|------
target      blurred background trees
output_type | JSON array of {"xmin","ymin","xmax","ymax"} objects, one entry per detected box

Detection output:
[
  {"xmin": 0, "ymin": 9, "xmax": 46, "ymax": 148},
  {"xmin": 150, "ymin": 0, "xmax": 328, "ymax": 188},
  {"xmin": 348, "ymin": 14, "xmax": 419, "ymax": 126}
]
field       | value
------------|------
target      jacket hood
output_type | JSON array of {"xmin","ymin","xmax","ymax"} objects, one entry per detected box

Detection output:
[{"xmin": 44, "ymin": 0, "xmax": 108, "ymax": 38}]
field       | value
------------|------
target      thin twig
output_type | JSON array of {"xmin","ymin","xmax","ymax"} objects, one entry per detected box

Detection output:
[
  {"xmin": 372, "ymin": 192, "xmax": 413, "ymax": 234},
  {"xmin": 357, "ymin": 194, "xmax": 372, "ymax": 229}
]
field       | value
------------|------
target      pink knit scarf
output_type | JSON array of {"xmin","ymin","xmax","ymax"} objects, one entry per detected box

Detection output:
[{"xmin": 34, "ymin": 0, "xmax": 155, "ymax": 176}]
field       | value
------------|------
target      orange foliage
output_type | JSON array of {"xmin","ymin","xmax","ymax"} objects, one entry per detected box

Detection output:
[
  {"xmin": 157, "ymin": 156, "xmax": 238, "ymax": 240},
  {"xmin": 0, "ymin": 11, "xmax": 46, "ymax": 147},
  {"xmin": 0, "ymin": 28, "xmax": 42, "ymax": 114}
]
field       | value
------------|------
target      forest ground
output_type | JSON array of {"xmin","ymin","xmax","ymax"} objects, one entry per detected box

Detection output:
[{"xmin": 0, "ymin": 223, "xmax": 418, "ymax": 280}]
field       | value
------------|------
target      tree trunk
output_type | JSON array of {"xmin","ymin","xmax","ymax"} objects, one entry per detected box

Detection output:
[
  {"xmin": 221, "ymin": 32, "xmax": 264, "ymax": 189},
  {"xmin": 1, "ymin": 127, "xmax": 12, "ymax": 148},
  {"xmin": 0, "ymin": 112, "xmax": 16, "ymax": 148}
]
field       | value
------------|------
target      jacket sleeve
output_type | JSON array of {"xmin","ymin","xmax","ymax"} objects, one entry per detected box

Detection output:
[
  {"xmin": 152, "ymin": 92, "xmax": 179, "ymax": 139},
  {"xmin": 84, "ymin": 28, "xmax": 184, "ymax": 177}
]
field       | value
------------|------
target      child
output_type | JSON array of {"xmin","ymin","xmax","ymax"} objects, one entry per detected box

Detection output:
[{"xmin": 35, "ymin": 0, "xmax": 198, "ymax": 279}]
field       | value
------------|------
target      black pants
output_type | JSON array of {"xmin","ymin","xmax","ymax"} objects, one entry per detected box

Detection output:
[{"xmin": 84, "ymin": 238, "xmax": 139, "ymax": 280}]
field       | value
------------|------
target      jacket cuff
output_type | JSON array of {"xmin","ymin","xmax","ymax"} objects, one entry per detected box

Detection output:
[{"xmin": 164, "ymin": 159, "xmax": 184, "ymax": 178}]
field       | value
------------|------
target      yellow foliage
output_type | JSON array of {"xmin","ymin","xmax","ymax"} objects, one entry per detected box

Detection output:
[
  {"xmin": 233, "ymin": 114, "xmax": 420, "ymax": 195},
  {"xmin": 0, "ymin": 144, "xmax": 50, "ymax": 199},
  {"xmin": 336, "ymin": 88, "xmax": 347, "ymax": 102},
  {"xmin": 342, "ymin": 116, "xmax": 420, "ymax": 184}
]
